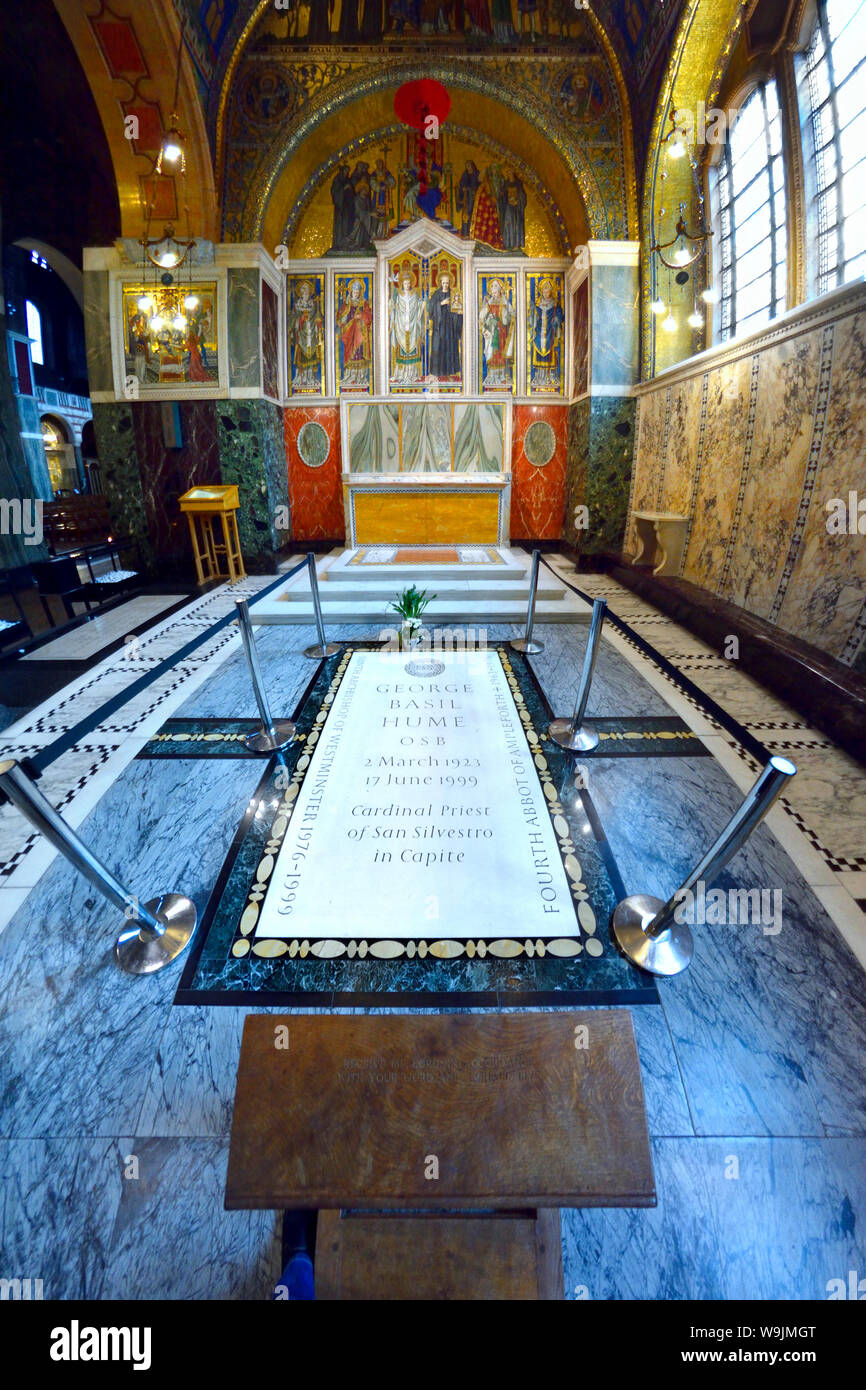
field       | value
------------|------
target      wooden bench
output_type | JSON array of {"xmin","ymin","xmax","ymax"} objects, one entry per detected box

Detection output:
[{"xmin": 226, "ymin": 1012, "xmax": 655, "ymax": 1301}]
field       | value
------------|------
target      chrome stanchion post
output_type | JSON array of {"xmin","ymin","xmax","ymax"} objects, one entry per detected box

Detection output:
[
  {"xmin": 0, "ymin": 758, "xmax": 197, "ymax": 975},
  {"xmin": 235, "ymin": 599, "xmax": 296, "ymax": 753},
  {"xmin": 548, "ymin": 598, "xmax": 606, "ymax": 752},
  {"xmin": 612, "ymin": 756, "xmax": 797, "ymax": 977},
  {"xmin": 303, "ymin": 552, "xmax": 341, "ymax": 660},
  {"xmin": 509, "ymin": 549, "xmax": 544, "ymax": 655}
]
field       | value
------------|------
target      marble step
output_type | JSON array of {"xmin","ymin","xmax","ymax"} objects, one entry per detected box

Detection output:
[
  {"xmin": 252, "ymin": 595, "xmax": 589, "ymax": 624},
  {"xmin": 282, "ymin": 577, "xmax": 568, "ymax": 603},
  {"xmin": 321, "ymin": 559, "xmax": 529, "ymax": 583}
]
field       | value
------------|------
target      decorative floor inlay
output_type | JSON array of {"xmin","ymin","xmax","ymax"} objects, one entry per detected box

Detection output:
[
  {"xmin": 177, "ymin": 642, "xmax": 661, "ymax": 1006},
  {"xmin": 138, "ymin": 719, "xmax": 295, "ymax": 758},
  {"xmin": 350, "ymin": 546, "xmax": 504, "ymax": 565}
]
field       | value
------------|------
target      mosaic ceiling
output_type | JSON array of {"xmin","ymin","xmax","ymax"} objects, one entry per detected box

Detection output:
[
  {"xmin": 177, "ymin": 1, "xmax": 688, "ymax": 166},
  {"xmin": 211, "ymin": 1, "xmax": 686, "ymax": 245}
]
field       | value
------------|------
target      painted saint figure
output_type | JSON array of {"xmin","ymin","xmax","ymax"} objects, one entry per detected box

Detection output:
[
  {"xmin": 337, "ymin": 278, "xmax": 373, "ymax": 392},
  {"xmin": 529, "ymin": 276, "xmax": 564, "ymax": 392},
  {"xmin": 427, "ymin": 271, "xmax": 463, "ymax": 381},
  {"xmin": 289, "ymin": 279, "xmax": 324, "ymax": 392},
  {"xmin": 479, "ymin": 278, "xmax": 514, "ymax": 390},
  {"xmin": 389, "ymin": 270, "xmax": 426, "ymax": 385}
]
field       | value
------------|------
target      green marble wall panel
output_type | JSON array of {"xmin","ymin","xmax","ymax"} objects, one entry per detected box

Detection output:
[
  {"xmin": 563, "ymin": 398, "xmax": 589, "ymax": 549},
  {"xmin": 585, "ymin": 396, "xmax": 636, "ymax": 554},
  {"xmin": 90, "ymin": 402, "xmax": 153, "ymax": 564},
  {"xmin": 563, "ymin": 395, "xmax": 634, "ymax": 555},
  {"xmin": 216, "ymin": 400, "xmax": 288, "ymax": 571},
  {"xmin": 227, "ymin": 267, "xmax": 261, "ymax": 391},
  {"xmin": 83, "ymin": 270, "xmax": 113, "ymax": 395}
]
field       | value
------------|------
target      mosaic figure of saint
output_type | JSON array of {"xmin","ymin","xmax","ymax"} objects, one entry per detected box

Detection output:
[
  {"xmin": 518, "ymin": 0, "xmax": 539, "ymax": 41},
  {"xmin": 330, "ymin": 162, "xmax": 354, "ymax": 252},
  {"xmin": 456, "ymin": 160, "xmax": 480, "ymax": 238},
  {"xmin": 465, "ymin": 0, "xmax": 492, "ymax": 34},
  {"xmin": 529, "ymin": 276, "xmax": 564, "ymax": 391},
  {"xmin": 479, "ymin": 278, "xmax": 514, "ymax": 390},
  {"xmin": 337, "ymin": 278, "xmax": 373, "ymax": 391},
  {"xmin": 390, "ymin": 269, "xmax": 426, "ymax": 385},
  {"xmin": 389, "ymin": 0, "xmax": 422, "ymax": 33},
  {"xmin": 370, "ymin": 158, "xmax": 396, "ymax": 238},
  {"xmin": 290, "ymin": 279, "xmax": 324, "ymax": 391},
  {"xmin": 498, "ymin": 168, "xmax": 526, "ymax": 251},
  {"xmin": 491, "ymin": 0, "xmax": 516, "ymax": 40},
  {"xmin": 427, "ymin": 271, "xmax": 463, "ymax": 381},
  {"xmin": 470, "ymin": 165, "xmax": 504, "ymax": 249},
  {"xmin": 345, "ymin": 161, "xmax": 375, "ymax": 251}
]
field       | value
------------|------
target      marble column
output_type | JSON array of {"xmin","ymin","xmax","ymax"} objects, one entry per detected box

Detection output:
[{"xmin": 565, "ymin": 242, "xmax": 639, "ymax": 556}]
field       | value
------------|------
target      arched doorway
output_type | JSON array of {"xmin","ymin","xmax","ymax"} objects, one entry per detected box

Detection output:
[{"xmin": 40, "ymin": 415, "xmax": 79, "ymax": 496}]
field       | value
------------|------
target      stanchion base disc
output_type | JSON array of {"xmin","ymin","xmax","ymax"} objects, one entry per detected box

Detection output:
[
  {"xmin": 547, "ymin": 718, "xmax": 599, "ymax": 752},
  {"xmin": 244, "ymin": 720, "xmax": 297, "ymax": 754},
  {"xmin": 509, "ymin": 638, "xmax": 545, "ymax": 655},
  {"xmin": 611, "ymin": 894, "xmax": 694, "ymax": 977},
  {"xmin": 115, "ymin": 894, "xmax": 198, "ymax": 976},
  {"xmin": 303, "ymin": 642, "xmax": 341, "ymax": 660}
]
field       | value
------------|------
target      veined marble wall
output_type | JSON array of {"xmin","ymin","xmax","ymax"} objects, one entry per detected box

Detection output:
[{"xmin": 627, "ymin": 282, "xmax": 866, "ymax": 672}]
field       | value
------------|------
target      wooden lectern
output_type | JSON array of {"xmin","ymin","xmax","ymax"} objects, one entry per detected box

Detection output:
[
  {"xmin": 178, "ymin": 485, "xmax": 246, "ymax": 585},
  {"xmin": 226, "ymin": 1012, "xmax": 655, "ymax": 1300}
]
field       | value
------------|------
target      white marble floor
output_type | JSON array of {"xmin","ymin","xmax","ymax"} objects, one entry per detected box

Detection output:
[
  {"xmin": 545, "ymin": 556, "xmax": 866, "ymax": 965},
  {"xmin": 1, "ymin": 554, "xmax": 865, "ymax": 1301}
]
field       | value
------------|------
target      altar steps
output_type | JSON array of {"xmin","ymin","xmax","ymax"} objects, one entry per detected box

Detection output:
[{"xmin": 252, "ymin": 547, "xmax": 591, "ymax": 625}]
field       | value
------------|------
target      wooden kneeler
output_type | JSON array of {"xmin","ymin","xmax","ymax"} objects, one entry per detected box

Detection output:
[{"xmin": 226, "ymin": 1013, "xmax": 655, "ymax": 1301}]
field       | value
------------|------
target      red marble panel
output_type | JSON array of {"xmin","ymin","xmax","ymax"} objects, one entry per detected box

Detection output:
[
  {"xmin": 133, "ymin": 400, "xmax": 220, "ymax": 563},
  {"xmin": 284, "ymin": 405, "xmax": 344, "ymax": 541},
  {"xmin": 262, "ymin": 282, "xmax": 279, "ymax": 401},
  {"xmin": 510, "ymin": 404, "xmax": 567, "ymax": 540}
]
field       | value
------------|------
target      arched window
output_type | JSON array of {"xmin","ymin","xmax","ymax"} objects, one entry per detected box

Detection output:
[
  {"xmin": 797, "ymin": 0, "xmax": 866, "ymax": 295},
  {"xmin": 711, "ymin": 81, "xmax": 788, "ymax": 341},
  {"xmin": 25, "ymin": 299, "xmax": 44, "ymax": 365}
]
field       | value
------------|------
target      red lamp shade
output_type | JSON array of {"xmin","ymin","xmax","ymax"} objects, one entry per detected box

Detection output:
[{"xmin": 394, "ymin": 79, "xmax": 451, "ymax": 133}]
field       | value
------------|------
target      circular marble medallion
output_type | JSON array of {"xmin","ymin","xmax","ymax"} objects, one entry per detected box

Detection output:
[
  {"xmin": 297, "ymin": 421, "xmax": 330, "ymax": 468},
  {"xmin": 404, "ymin": 660, "xmax": 446, "ymax": 677},
  {"xmin": 523, "ymin": 420, "xmax": 557, "ymax": 467}
]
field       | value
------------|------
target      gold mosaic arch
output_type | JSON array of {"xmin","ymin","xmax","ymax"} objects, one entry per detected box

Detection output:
[
  {"xmin": 239, "ymin": 67, "xmax": 605, "ymax": 249},
  {"xmin": 641, "ymin": 0, "xmax": 748, "ymax": 378},
  {"xmin": 281, "ymin": 122, "xmax": 571, "ymax": 258},
  {"xmin": 212, "ymin": 0, "xmax": 638, "ymax": 239}
]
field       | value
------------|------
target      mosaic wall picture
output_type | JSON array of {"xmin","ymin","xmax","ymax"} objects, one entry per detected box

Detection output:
[
  {"xmin": 388, "ymin": 250, "xmax": 464, "ymax": 391},
  {"xmin": 329, "ymin": 134, "xmax": 529, "ymax": 254},
  {"xmin": 347, "ymin": 401, "xmax": 505, "ymax": 472},
  {"xmin": 526, "ymin": 271, "xmax": 565, "ymax": 395},
  {"xmin": 477, "ymin": 272, "xmax": 517, "ymax": 393},
  {"xmin": 123, "ymin": 282, "xmax": 218, "ymax": 389},
  {"xmin": 335, "ymin": 273, "xmax": 374, "ymax": 394},
  {"xmin": 287, "ymin": 273, "xmax": 325, "ymax": 394},
  {"xmin": 256, "ymin": 2, "xmax": 592, "ymax": 46}
]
